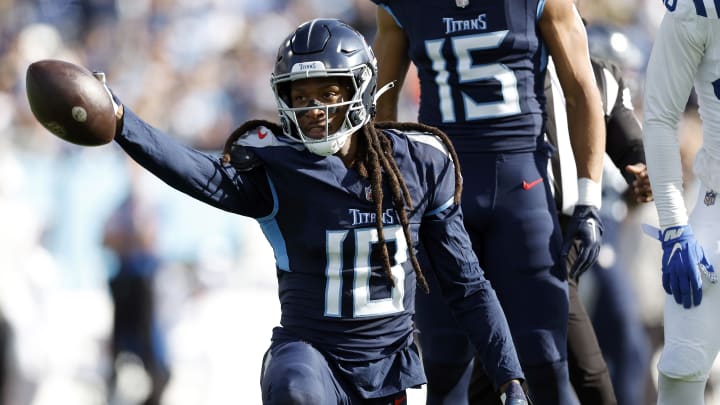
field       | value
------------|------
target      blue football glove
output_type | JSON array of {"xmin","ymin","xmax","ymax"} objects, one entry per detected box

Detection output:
[
  {"xmin": 561, "ymin": 205, "xmax": 604, "ymax": 281},
  {"xmin": 500, "ymin": 381, "xmax": 529, "ymax": 405},
  {"xmin": 643, "ymin": 224, "xmax": 717, "ymax": 308}
]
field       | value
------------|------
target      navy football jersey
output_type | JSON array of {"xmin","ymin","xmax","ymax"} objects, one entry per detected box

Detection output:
[
  {"xmin": 373, "ymin": 0, "xmax": 548, "ymax": 152},
  {"xmin": 115, "ymin": 108, "xmax": 521, "ymax": 397}
]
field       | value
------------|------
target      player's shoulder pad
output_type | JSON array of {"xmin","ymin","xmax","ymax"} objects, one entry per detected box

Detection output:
[
  {"xmin": 233, "ymin": 120, "xmax": 285, "ymax": 148},
  {"xmin": 375, "ymin": 121, "xmax": 451, "ymax": 157},
  {"xmin": 222, "ymin": 119, "xmax": 285, "ymax": 171}
]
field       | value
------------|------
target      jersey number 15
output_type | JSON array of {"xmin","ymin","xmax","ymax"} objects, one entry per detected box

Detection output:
[{"xmin": 425, "ymin": 31, "xmax": 521, "ymax": 122}]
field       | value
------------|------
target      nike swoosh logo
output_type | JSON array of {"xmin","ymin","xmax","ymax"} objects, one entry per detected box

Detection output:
[
  {"xmin": 258, "ymin": 127, "xmax": 268, "ymax": 139},
  {"xmin": 668, "ymin": 242, "xmax": 682, "ymax": 265},
  {"xmin": 522, "ymin": 178, "xmax": 543, "ymax": 190}
]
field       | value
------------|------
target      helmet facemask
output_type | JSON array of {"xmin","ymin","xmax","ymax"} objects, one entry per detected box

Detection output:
[{"xmin": 272, "ymin": 64, "xmax": 374, "ymax": 156}]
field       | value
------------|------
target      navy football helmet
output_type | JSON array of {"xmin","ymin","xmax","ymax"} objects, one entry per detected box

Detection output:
[{"xmin": 271, "ymin": 19, "xmax": 377, "ymax": 156}]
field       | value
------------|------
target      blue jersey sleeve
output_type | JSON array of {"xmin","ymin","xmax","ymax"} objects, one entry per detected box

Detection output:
[
  {"xmin": 420, "ymin": 161, "xmax": 524, "ymax": 389},
  {"xmin": 115, "ymin": 108, "xmax": 273, "ymax": 219}
]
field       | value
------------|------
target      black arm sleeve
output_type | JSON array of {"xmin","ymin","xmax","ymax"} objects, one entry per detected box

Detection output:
[
  {"xmin": 593, "ymin": 58, "xmax": 646, "ymax": 184},
  {"xmin": 607, "ymin": 108, "xmax": 645, "ymax": 184}
]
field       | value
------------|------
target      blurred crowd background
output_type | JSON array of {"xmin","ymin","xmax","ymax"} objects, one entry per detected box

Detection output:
[{"xmin": 0, "ymin": 0, "xmax": 713, "ymax": 404}]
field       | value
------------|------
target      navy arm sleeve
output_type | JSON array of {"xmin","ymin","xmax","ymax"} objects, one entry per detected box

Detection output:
[
  {"xmin": 115, "ymin": 108, "xmax": 273, "ymax": 219},
  {"xmin": 419, "ymin": 157, "xmax": 523, "ymax": 389}
]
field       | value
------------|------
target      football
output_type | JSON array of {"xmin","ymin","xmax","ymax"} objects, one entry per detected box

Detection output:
[{"xmin": 26, "ymin": 59, "xmax": 117, "ymax": 146}]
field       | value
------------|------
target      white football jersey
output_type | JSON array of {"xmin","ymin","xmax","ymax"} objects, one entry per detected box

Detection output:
[{"xmin": 642, "ymin": 1, "xmax": 720, "ymax": 228}]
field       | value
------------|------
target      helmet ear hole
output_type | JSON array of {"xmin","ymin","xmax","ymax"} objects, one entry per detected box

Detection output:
[
  {"xmin": 276, "ymin": 82, "xmax": 292, "ymax": 106},
  {"xmin": 349, "ymin": 109, "xmax": 366, "ymax": 126}
]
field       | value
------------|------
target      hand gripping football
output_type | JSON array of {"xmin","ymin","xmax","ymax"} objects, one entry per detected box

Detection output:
[{"xmin": 26, "ymin": 59, "xmax": 116, "ymax": 146}]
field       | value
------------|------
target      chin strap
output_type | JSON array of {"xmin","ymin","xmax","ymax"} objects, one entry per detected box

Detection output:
[{"xmin": 374, "ymin": 80, "xmax": 397, "ymax": 104}]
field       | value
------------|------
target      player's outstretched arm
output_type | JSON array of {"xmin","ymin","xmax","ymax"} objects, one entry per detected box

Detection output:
[
  {"xmin": 93, "ymin": 72, "xmax": 266, "ymax": 216},
  {"xmin": 373, "ymin": 6, "xmax": 411, "ymax": 122}
]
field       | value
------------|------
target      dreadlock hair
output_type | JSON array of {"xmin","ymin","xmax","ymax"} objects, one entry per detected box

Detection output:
[
  {"xmin": 368, "ymin": 121, "xmax": 462, "ymax": 294},
  {"xmin": 220, "ymin": 119, "xmax": 463, "ymax": 294}
]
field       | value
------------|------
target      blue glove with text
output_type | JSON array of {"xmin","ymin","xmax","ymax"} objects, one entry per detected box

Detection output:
[
  {"xmin": 562, "ymin": 205, "xmax": 604, "ymax": 281},
  {"xmin": 644, "ymin": 224, "xmax": 716, "ymax": 308}
]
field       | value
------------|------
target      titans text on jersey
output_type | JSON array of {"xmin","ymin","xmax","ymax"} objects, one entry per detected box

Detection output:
[{"xmin": 443, "ymin": 14, "xmax": 487, "ymax": 33}]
